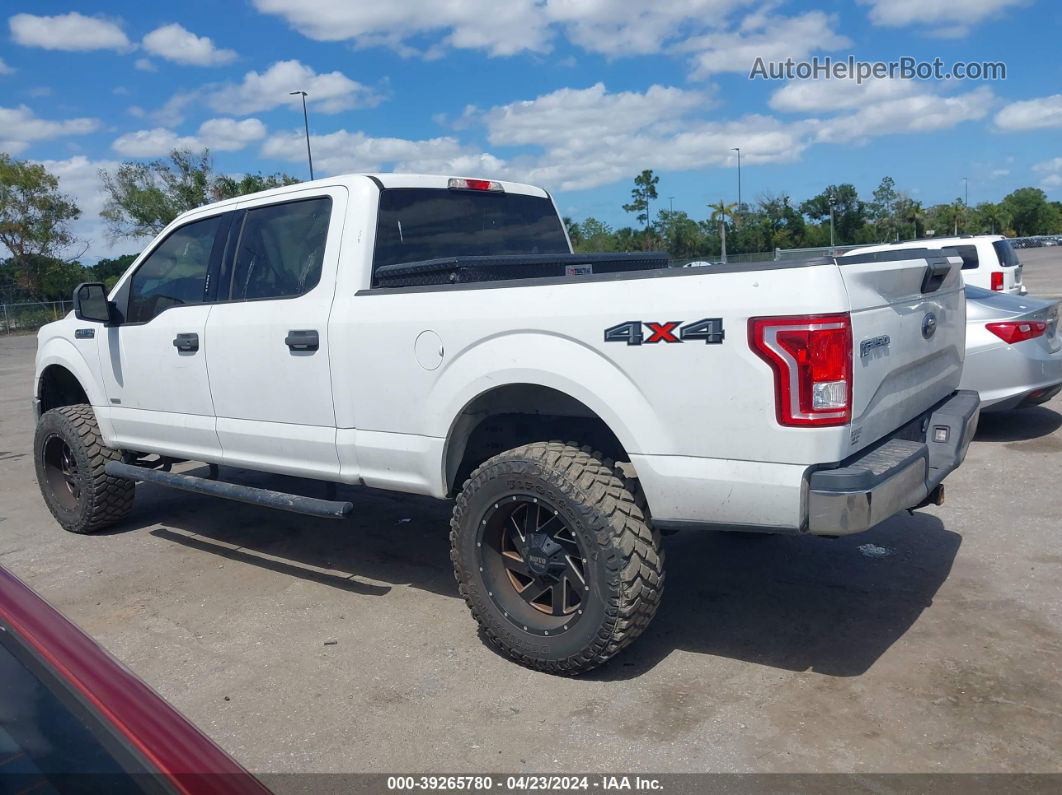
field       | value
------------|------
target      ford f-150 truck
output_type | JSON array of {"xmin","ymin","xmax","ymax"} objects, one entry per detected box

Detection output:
[{"xmin": 32, "ymin": 173, "xmax": 979, "ymax": 674}]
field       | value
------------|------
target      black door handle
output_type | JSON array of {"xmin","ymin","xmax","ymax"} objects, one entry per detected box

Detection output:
[
  {"xmin": 285, "ymin": 329, "xmax": 319, "ymax": 351},
  {"xmin": 173, "ymin": 332, "xmax": 199, "ymax": 352}
]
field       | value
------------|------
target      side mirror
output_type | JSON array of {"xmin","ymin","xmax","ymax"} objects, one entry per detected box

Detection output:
[{"xmin": 73, "ymin": 282, "xmax": 114, "ymax": 324}]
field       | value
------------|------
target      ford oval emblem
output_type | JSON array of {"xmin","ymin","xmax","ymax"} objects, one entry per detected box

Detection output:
[{"xmin": 922, "ymin": 312, "xmax": 937, "ymax": 340}]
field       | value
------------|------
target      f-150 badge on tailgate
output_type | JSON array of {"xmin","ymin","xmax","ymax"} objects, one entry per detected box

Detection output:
[{"xmin": 604, "ymin": 318, "xmax": 725, "ymax": 346}]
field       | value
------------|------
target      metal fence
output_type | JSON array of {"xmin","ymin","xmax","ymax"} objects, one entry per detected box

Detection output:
[{"xmin": 1, "ymin": 300, "xmax": 74, "ymax": 333}]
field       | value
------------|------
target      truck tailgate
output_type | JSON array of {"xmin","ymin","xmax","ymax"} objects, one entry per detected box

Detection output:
[{"xmin": 839, "ymin": 250, "xmax": 966, "ymax": 452}]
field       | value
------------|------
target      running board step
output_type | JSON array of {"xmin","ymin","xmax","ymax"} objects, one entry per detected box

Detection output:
[{"xmin": 105, "ymin": 461, "xmax": 353, "ymax": 519}]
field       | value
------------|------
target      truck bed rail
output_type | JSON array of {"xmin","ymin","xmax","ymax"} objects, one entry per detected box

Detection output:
[{"xmin": 373, "ymin": 252, "xmax": 671, "ymax": 288}]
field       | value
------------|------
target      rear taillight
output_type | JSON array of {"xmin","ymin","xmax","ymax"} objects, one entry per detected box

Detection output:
[
  {"xmin": 991, "ymin": 271, "xmax": 1003, "ymax": 291},
  {"xmin": 749, "ymin": 313, "xmax": 853, "ymax": 427},
  {"xmin": 986, "ymin": 320, "xmax": 1047, "ymax": 344}
]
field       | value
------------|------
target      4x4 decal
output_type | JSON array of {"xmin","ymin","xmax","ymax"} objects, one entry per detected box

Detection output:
[{"xmin": 603, "ymin": 318, "xmax": 725, "ymax": 346}]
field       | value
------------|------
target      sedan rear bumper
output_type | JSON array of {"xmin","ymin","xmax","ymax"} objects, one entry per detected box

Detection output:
[{"xmin": 807, "ymin": 390, "xmax": 980, "ymax": 536}]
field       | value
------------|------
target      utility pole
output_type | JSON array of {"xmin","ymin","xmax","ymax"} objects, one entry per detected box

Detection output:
[
  {"xmin": 289, "ymin": 90, "xmax": 314, "ymax": 180},
  {"xmin": 668, "ymin": 196, "xmax": 674, "ymax": 214},
  {"xmin": 962, "ymin": 176, "xmax": 968, "ymax": 206},
  {"xmin": 730, "ymin": 147, "xmax": 742, "ymax": 210}
]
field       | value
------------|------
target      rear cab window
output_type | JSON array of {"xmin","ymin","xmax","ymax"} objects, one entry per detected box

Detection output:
[{"xmin": 371, "ymin": 188, "xmax": 569, "ymax": 280}]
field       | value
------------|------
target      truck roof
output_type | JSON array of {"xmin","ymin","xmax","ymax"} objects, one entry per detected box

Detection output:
[
  {"xmin": 172, "ymin": 173, "xmax": 551, "ymax": 225},
  {"xmin": 847, "ymin": 234, "xmax": 1006, "ymax": 256}
]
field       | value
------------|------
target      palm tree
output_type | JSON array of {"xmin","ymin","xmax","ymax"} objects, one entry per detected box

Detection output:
[{"xmin": 709, "ymin": 200, "xmax": 737, "ymax": 264}]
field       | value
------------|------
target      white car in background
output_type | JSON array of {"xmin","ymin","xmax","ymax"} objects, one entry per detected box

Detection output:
[
  {"xmin": 961, "ymin": 286, "xmax": 1062, "ymax": 411},
  {"xmin": 846, "ymin": 235, "xmax": 1025, "ymax": 294}
]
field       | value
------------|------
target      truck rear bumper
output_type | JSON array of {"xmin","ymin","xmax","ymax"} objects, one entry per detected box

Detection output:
[{"xmin": 806, "ymin": 390, "xmax": 980, "ymax": 536}]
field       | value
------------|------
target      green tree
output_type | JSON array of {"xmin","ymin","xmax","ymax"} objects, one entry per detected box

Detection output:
[
  {"xmin": 573, "ymin": 217, "xmax": 617, "ymax": 252},
  {"xmin": 800, "ymin": 184, "xmax": 865, "ymax": 245},
  {"xmin": 562, "ymin": 216, "xmax": 583, "ymax": 248},
  {"xmin": 970, "ymin": 202, "xmax": 1010, "ymax": 235},
  {"xmin": 869, "ymin": 176, "xmax": 899, "ymax": 241},
  {"xmin": 622, "ymin": 169, "xmax": 659, "ymax": 240},
  {"xmin": 655, "ymin": 209, "xmax": 704, "ymax": 259},
  {"xmin": 89, "ymin": 253, "xmax": 139, "ymax": 289},
  {"xmin": 708, "ymin": 200, "xmax": 737, "ymax": 263},
  {"xmin": 101, "ymin": 149, "xmax": 301, "ymax": 239},
  {"xmin": 0, "ymin": 154, "xmax": 82, "ymax": 294},
  {"xmin": 211, "ymin": 172, "xmax": 301, "ymax": 201},
  {"xmin": 1000, "ymin": 187, "xmax": 1061, "ymax": 236}
]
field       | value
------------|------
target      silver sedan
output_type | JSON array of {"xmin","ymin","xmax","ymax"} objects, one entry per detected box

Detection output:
[{"xmin": 961, "ymin": 286, "xmax": 1062, "ymax": 411}]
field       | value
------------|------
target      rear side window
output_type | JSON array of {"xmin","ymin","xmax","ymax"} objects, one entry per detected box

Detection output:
[
  {"xmin": 127, "ymin": 214, "xmax": 222, "ymax": 323},
  {"xmin": 992, "ymin": 240, "xmax": 1020, "ymax": 267},
  {"xmin": 230, "ymin": 197, "xmax": 332, "ymax": 300},
  {"xmin": 372, "ymin": 188, "xmax": 569, "ymax": 272},
  {"xmin": 952, "ymin": 245, "xmax": 980, "ymax": 270}
]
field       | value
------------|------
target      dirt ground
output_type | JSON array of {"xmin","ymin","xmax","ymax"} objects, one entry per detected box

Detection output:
[{"xmin": 1, "ymin": 252, "xmax": 1060, "ymax": 777}]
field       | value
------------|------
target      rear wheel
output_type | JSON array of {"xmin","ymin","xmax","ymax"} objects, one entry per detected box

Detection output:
[
  {"xmin": 34, "ymin": 405, "xmax": 134, "ymax": 534},
  {"xmin": 450, "ymin": 441, "xmax": 664, "ymax": 675}
]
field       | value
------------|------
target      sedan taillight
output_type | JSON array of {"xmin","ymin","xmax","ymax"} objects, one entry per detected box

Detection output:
[
  {"xmin": 749, "ymin": 313, "xmax": 852, "ymax": 427},
  {"xmin": 986, "ymin": 320, "xmax": 1047, "ymax": 344}
]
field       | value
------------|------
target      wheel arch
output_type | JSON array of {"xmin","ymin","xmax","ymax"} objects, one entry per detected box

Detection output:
[
  {"xmin": 35, "ymin": 338, "xmax": 106, "ymax": 413},
  {"xmin": 443, "ymin": 382, "xmax": 632, "ymax": 496}
]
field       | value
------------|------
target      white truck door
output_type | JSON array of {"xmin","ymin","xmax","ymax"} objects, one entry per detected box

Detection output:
[
  {"xmin": 204, "ymin": 188, "xmax": 346, "ymax": 480},
  {"xmin": 97, "ymin": 211, "xmax": 230, "ymax": 460}
]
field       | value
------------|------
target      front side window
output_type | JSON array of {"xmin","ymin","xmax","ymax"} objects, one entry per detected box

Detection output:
[
  {"xmin": 127, "ymin": 215, "xmax": 222, "ymax": 323},
  {"xmin": 229, "ymin": 197, "xmax": 332, "ymax": 300}
]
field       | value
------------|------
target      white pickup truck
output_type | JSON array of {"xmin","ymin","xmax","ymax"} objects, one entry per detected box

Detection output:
[{"xmin": 32, "ymin": 173, "xmax": 979, "ymax": 674}]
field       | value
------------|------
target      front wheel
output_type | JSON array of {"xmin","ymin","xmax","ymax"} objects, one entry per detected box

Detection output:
[
  {"xmin": 450, "ymin": 441, "xmax": 664, "ymax": 675},
  {"xmin": 34, "ymin": 405, "xmax": 134, "ymax": 534}
]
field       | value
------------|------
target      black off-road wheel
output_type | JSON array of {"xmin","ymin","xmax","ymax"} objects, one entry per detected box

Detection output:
[
  {"xmin": 450, "ymin": 441, "xmax": 664, "ymax": 675},
  {"xmin": 34, "ymin": 405, "xmax": 134, "ymax": 534}
]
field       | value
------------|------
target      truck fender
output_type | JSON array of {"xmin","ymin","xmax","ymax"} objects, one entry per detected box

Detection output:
[
  {"xmin": 430, "ymin": 331, "xmax": 673, "ymax": 459},
  {"xmin": 35, "ymin": 336, "xmax": 107, "ymax": 408}
]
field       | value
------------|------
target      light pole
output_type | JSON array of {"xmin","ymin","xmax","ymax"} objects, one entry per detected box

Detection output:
[
  {"xmin": 290, "ymin": 90, "xmax": 314, "ymax": 180},
  {"xmin": 730, "ymin": 147, "xmax": 741, "ymax": 211},
  {"xmin": 962, "ymin": 176, "xmax": 968, "ymax": 206},
  {"xmin": 668, "ymin": 196, "xmax": 674, "ymax": 213},
  {"xmin": 828, "ymin": 192, "xmax": 835, "ymax": 253}
]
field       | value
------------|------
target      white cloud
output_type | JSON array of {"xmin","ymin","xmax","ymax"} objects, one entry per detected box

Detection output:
[
  {"xmin": 9, "ymin": 12, "xmax": 131, "ymax": 52},
  {"xmin": 135, "ymin": 58, "xmax": 157, "ymax": 72},
  {"xmin": 0, "ymin": 57, "xmax": 14, "ymax": 75},
  {"xmin": 544, "ymin": 0, "xmax": 750, "ymax": 56},
  {"xmin": 990, "ymin": 168, "xmax": 1010, "ymax": 177},
  {"xmin": 994, "ymin": 94, "xmax": 1062, "ymax": 131},
  {"xmin": 207, "ymin": 60, "xmax": 379, "ymax": 115},
  {"xmin": 858, "ymin": 0, "xmax": 1030, "ymax": 37},
  {"xmin": 112, "ymin": 128, "xmax": 200, "ymax": 158},
  {"xmin": 251, "ymin": 0, "xmax": 551, "ymax": 57},
  {"xmin": 261, "ymin": 129, "xmax": 479, "ymax": 175},
  {"xmin": 1033, "ymin": 158, "xmax": 1062, "ymax": 189},
  {"xmin": 485, "ymin": 83, "xmax": 709, "ymax": 146},
  {"xmin": 769, "ymin": 76, "xmax": 918, "ymax": 113},
  {"xmin": 142, "ymin": 23, "xmax": 237, "ymax": 66},
  {"xmin": 811, "ymin": 86, "xmax": 995, "ymax": 144},
  {"xmin": 0, "ymin": 105, "xmax": 99, "ymax": 155},
  {"xmin": 33, "ymin": 155, "xmax": 148, "ymax": 260},
  {"xmin": 683, "ymin": 10, "xmax": 850, "ymax": 78},
  {"xmin": 112, "ymin": 118, "xmax": 267, "ymax": 157},
  {"xmin": 197, "ymin": 118, "xmax": 267, "ymax": 150}
]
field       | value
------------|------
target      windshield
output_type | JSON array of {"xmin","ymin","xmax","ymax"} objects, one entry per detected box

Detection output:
[
  {"xmin": 372, "ymin": 188, "xmax": 569, "ymax": 272},
  {"xmin": 992, "ymin": 240, "xmax": 1021, "ymax": 267}
]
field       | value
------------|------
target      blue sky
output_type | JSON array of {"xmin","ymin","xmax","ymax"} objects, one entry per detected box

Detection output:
[{"xmin": 2, "ymin": 0, "xmax": 1061, "ymax": 260}]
